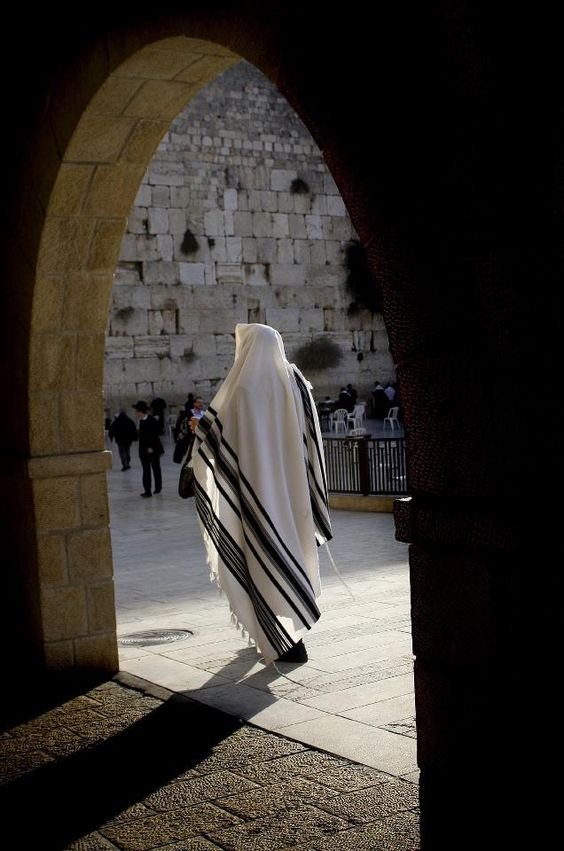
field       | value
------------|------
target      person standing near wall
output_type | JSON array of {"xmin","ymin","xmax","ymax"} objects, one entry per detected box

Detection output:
[
  {"xmin": 132, "ymin": 401, "xmax": 164, "ymax": 497},
  {"xmin": 108, "ymin": 409, "xmax": 138, "ymax": 471}
]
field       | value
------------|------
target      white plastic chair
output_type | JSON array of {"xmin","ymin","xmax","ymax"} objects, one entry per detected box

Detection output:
[
  {"xmin": 330, "ymin": 408, "xmax": 348, "ymax": 434},
  {"xmin": 347, "ymin": 403, "xmax": 366, "ymax": 430},
  {"xmin": 383, "ymin": 406, "xmax": 400, "ymax": 430}
]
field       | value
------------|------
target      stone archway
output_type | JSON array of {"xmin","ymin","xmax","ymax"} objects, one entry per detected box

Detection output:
[
  {"xmin": 26, "ymin": 38, "xmax": 241, "ymax": 679},
  {"xmin": 4, "ymin": 7, "xmax": 563, "ymax": 848}
]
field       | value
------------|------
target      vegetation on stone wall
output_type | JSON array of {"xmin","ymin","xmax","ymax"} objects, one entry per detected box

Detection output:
[
  {"xmin": 293, "ymin": 337, "xmax": 342, "ymax": 371},
  {"xmin": 180, "ymin": 228, "xmax": 199, "ymax": 255},
  {"xmin": 114, "ymin": 306, "xmax": 135, "ymax": 321},
  {"xmin": 344, "ymin": 239, "xmax": 382, "ymax": 315},
  {"xmin": 290, "ymin": 177, "xmax": 310, "ymax": 194}
]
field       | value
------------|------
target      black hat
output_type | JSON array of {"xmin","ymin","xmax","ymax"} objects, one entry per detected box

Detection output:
[{"xmin": 132, "ymin": 401, "xmax": 149, "ymax": 412}]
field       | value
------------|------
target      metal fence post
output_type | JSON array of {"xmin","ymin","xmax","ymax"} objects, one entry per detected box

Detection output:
[{"xmin": 357, "ymin": 437, "xmax": 370, "ymax": 495}]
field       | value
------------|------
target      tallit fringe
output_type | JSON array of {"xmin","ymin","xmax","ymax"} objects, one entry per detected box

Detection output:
[
  {"xmin": 324, "ymin": 542, "xmax": 357, "ymax": 601},
  {"xmin": 227, "ymin": 607, "xmax": 256, "ymax": 646}
]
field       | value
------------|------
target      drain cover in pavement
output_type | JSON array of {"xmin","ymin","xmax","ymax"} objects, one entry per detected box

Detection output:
[{"xmin": 118, "ymin": 629, "xmax": 194, "ymax": 647}]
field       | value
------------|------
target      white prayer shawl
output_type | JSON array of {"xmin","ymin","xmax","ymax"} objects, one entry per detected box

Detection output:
[{"xmin": 193, "ymin": 323, "xmax": 332, "ymax": 663}]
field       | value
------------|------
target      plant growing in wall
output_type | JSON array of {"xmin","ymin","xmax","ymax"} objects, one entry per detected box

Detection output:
[
  {"xmin": 180, "ymin": 228, "xmax": 199, "ymax": 255},
  {"xmin": 293, "ymin": 337, "xmax": 342, "ymax": 372},
  {"xmin": 114, "ymin": 306, "xmax": 135, "ymax": 321},
  {"xmin": 290, "ymin": 177, "xmax": 310, "ymax": 194},
  {"xmin": 182, "ymin": 348, "xmax": 196, "ymax": 363},
  {"xmin": 344, "ymin": 239, "xmax": 383, "ymax": 315}
]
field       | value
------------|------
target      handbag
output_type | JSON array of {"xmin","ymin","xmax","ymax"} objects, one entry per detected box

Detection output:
[{"xmin": 178, "ymin": 445, "xmax": 195, "ymax": 499}]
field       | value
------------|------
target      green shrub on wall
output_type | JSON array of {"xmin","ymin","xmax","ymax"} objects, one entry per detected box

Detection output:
[
  {"xmin": 344, "ymin": 239, "xmax": 382, "ymax": 314},
  {"xmin": 293, "ymin": 337, "xmax": 342, "ymax": 371}
]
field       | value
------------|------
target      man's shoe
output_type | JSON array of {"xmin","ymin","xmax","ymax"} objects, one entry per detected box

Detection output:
[
  {"xmin": 154, "ymin": 488, "xmax": 162, "ymax": 494},
  {"xmin": 277, "ymin": 639, "xmax": 308, "ymax": 663},
  {"xmin": 140, "ymin": 492, "xmax": 152, "ymax": 497}
]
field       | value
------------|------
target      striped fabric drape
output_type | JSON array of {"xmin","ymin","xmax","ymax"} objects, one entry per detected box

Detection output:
[{"xmin": 192, "ymin": 324, "xmax": 332, "ymax": 663}]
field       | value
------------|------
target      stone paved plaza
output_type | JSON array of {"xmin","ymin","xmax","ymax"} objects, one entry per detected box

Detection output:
[
  {"xmin": 0, "ymin": 433, "xmax": 420, "ymax": 851},
  {"xmin": 111, "ymin": 433, "xmax": 417, "ymax": 781}
]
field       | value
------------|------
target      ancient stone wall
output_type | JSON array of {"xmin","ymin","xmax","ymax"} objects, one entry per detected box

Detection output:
[{"xmin": 104, "ymin": 62, "xmax": 394, "ymax": 413}]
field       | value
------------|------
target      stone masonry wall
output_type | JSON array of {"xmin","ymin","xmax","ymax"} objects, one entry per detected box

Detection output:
[{"xmin": 104, "ymin": 62, "xmax": 395, "ymax": 413}]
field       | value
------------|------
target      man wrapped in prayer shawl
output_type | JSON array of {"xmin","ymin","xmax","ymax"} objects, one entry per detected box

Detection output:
[{"xmin": 192, "ymin": 323, "xmax": 332, "ymax": 664}]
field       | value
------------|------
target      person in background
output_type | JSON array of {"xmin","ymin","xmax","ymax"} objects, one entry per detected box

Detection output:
[
  {"xmin": 371, "ymin": 380, "xmax": 388, "ymax": 418},
  {"xmin": 150, "ymin": 397, "xmax": 167, "ymax": 436},
  {"xmin": 132, "ymin": 401, "xmax": 164, "ymax": 497},
  {"xmin": 346, "ymin": 383, "xmax": 358, "ymax": 405},
  {"xmin": 108, "ymin": 409, "xmax": 138, "ymax": 471}
]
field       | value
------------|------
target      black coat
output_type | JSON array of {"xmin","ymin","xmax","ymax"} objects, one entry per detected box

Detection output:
[
  {"xmin": 108, "ymin": 413, "xmax": 138, "ymax": 445},
  {"xmin": 138, "ymin": 416, "xmax": 164, "ymax": 457}
]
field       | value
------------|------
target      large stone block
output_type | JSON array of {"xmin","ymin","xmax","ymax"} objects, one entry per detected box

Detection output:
[
  {"xmin": 305, "ymin": 214, "xmax": 323, "ymax": 240},
  {"xmin": 148, "ymin": 207, "xmax": 169, "ymax": 234},
  {"xmin": 41, "ymin": 585, "xmax": 88, "ymax": 641},
  {"xmin": 178, "ymin": 262, "xmax": 205, "ymax": 285},
  {"xmin": 44, "ymin": 640, "xmax": 75, "ymax": 671},
  {"xmin": 256, "ymin": 238, "xmax": 276, "ymax": 263},
  {"xmin": 29, "ymin": 333, "xmax": 75, "ymax": 392},
  {"xmin": 168, "ymin": 208, "xmax": 187, "ymax": 234},
  {"xmin": 74, "ymin": 633, "xmax": 119, "ymax": 671},
  {"xmin": 63, "ymin": 272, "xmax": 118, "ymax": 333},
  {"xmin": 270, "ymin": 265, "xmax": 305, "ymax": 288},
  {"xmin": 105, "ymin": 337, "xmax": 135, "ymax": 359},
  {"xmin": 80, "ymin": 473, "xmax": 110, "ymax": 527},
  {"xmin": 65, "ymin": 113, "xmax": 137, "ymax": 164},
  {"xmin": 225, "ymin": 238, "xmax": 242, "ymax": 263},
  {"xmin": 127, "ymin": 208, "xmax": 148, "ymax": 234},
  {"xmin": 277, "ymin": 239, "xmax": 294, "ymax": 264},
  {"xmin": 233, "ymin": 211, "xmax": 253, "ymax": 237},
  {"xmin": 265, "ymin": 307, "xmax": 300, "ymax": 332},
  {"xmin": 124, "ymin": 79, "xmax": 198, "ymax": 121},
  {"xmin": 113, "ymin": 283, "xmax": 151, "ymax": 309},
  {"xmin": 37, "ymin": 534, "xmax": 68, "ymax": 586},
  {"xmin": 68, "ymin": 528, "xmax": 113, "ymax": 582},
  {"xmin": 88, "ymin": 219, "xmax": 128, "ymax": 273},
  {"xmin": 271, "ymin": 168, "xmax": 297, "ymax": 191},
  {"xmin": 60, "ymin": 393, "xmax": 104, "ymax": 453},
  {"xmin": 121, "ymin": 119, "xmax": 170, "ymax": 166},
  {"xmin": 38, "ymin": 217, "xmax": 94, "ymax": 275},
  {"xmin": 89, "ymin": 75, "xmax": 144, "ymax": 116},
  {"xmin": 133, "ymin": 336, "xmax": 170, "ymax": 359},
  {"xmin": 87, "ymin": 583, "xmax": 118, "ymax": 634},
  {"xmin": 143, "ymin": 261, "xmax": 179, "ymax": 285},
  {"xmin": 29, "ymin": 395, "xmax": 60, "ymax": 456},
  {"xmin": 244, "ymin": 264, "xmax": 269, "ymax": 286},
  {"xmin": 77, "ymin": 334, "xmax": 105, "ymax": 390},
  {"xmin": 272, "ymin": 213, "xmax": 289, "ymax": 238},
  {"xmin": 49, "ymin": 164, "xmax": 94, "ymax": 216},
  {"xmin": 32, "ymin": 275, "xmax": 65, "ymax": 333},
  {"xmin": 252, "ymin": 211, "xmax": 272, "ymax": 238},
  {"xmin": 85, "ymin": 162, "xmax": 146, "ymax": 217}
]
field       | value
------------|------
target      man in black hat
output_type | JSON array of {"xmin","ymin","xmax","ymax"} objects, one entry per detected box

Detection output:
[{"xmin": 132, "ymin": 401, "xmax": 164, "ymax": 497}]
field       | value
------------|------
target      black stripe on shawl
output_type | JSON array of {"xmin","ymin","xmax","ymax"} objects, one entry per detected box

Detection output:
[
  {"xmin": 198, "ymin": 440, "xmax": 320, "ymax": 650},
  {"xmin": 197, "ymin": 410, "xmax": 318, "ymax": 597},
  {"xmin": 198, "ymin": 438, "xmax": 319, "ymax": 628},
  {"xmin": 293, "ymin": 370, "xmax": 332, "ymax": 542},
  {"xmin": 195, "ymin": 477, "xmax": 294, "ymax": 655},
  {"xmin": 199, "ymin": 420, "xmax": 320, "ymax": 621},
  {"xmin": 294, "ymin": 369, "xmax": 330, "ymax": 498}
]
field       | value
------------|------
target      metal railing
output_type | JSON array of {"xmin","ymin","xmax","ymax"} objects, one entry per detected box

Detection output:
[{"xmin": 323, "ymin": 436, "xmax": 408, "ymax": 495}]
